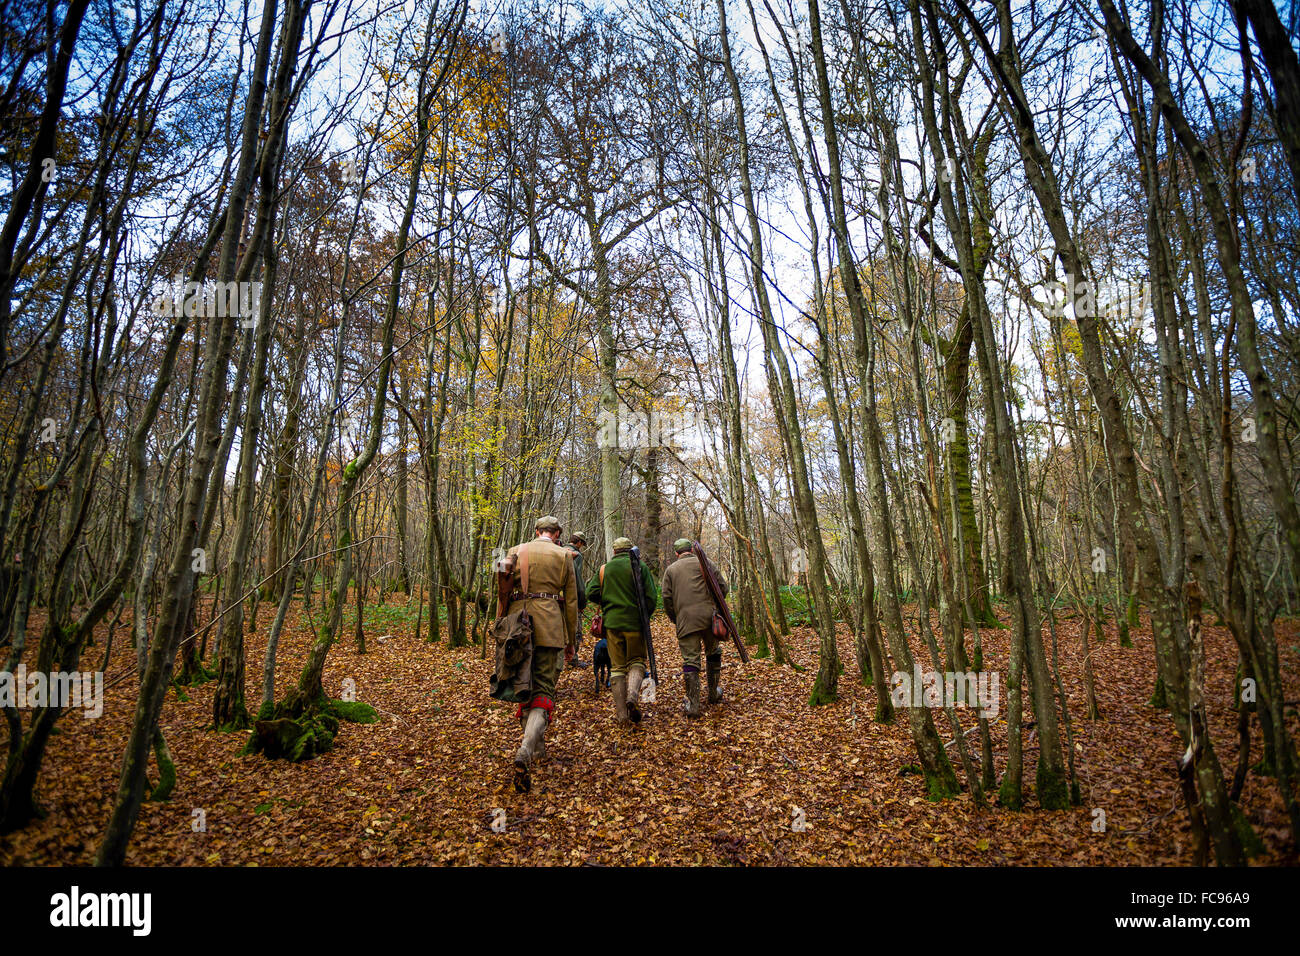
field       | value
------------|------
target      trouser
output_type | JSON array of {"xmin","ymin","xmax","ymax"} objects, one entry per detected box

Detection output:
[
  {"xmin": 606, "ymin": 627, "xmax": 645, "ymax": 678},
  {"xmin": 561, "ymin": 620, "xmax": 584, "ymax": 669},
  {"xmin": 529, "ymin": 646, "xmax": 561, "ymax": 708},
  {"xmin": 677, "ymin": 629, "xmax": 720, "ymax": 672}
]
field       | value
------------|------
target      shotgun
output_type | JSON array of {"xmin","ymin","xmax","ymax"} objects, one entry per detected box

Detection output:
[
  {"xmin": 691, "ymin": 541, "xmax": 748, "ymax": 663},
  {"xmin": 496, "ymin": 551, "xmax": 516, "ymax": 619},
  {"xmin": 628, "ymin": 546, "xmax": 658, "ymax": 686}
]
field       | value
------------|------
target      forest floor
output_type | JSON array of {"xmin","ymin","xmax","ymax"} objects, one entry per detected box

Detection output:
[{"xmin": 3, "ymin": 597, "xmax": 1299, "ymax": 866}]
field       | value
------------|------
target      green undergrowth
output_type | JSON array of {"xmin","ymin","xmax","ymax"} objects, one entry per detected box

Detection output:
[
  {"xmin": 306, "ymin": 601, "xmax": 421, "ymax": 634},
  {"xmin": 242, "ymin": 697, "xmax": 379, "ymax": 762}
]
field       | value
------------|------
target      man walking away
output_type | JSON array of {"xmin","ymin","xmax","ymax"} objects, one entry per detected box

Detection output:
[
  {"xmin": 564, "ymin": 531, "xmax": 589, "ymax": 668},
  {"xmin": 661, "ymin": 538, "xmax": 728, "ymax": 717},
  {"xmin": 503, "ymin": 515, "xmax": 578, "ymax": 792},
  {"xmin": 587, "ymin": 536, "xmax": 658, "ymax": 724}
]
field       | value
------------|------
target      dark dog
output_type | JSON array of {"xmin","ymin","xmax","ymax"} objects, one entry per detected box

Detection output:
[{"xmin": 592, "ymin": 637, "xmax": 610, "ymax": 691}]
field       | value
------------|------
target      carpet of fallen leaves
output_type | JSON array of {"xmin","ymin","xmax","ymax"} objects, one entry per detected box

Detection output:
[{"xmin": 2, "ymin": 598, "xmax": 1298, "ymax": 866}]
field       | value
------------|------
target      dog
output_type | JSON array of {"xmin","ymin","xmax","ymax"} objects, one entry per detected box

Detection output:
[{"xmin": 592, "ymin": 637, "xmax": 611, "ymax": 692}]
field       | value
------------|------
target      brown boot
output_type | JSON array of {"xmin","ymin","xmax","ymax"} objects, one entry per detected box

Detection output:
[
  {"xmin": 682, "ymin": 671, "xmax": 701, "ymax": 718},
  {"xmin": 625, "ymin": 665, "xmax": 645, "ymax": 723},
  {"xmin": 611, "ymin": 675, "xmax": 629, "ymax": 724},
  {"xmin": 513, "ymin": 708, "xmax": 547, "ymax": 793},
  {"xmin": 706, "ymin": 655, "xmax": 723, "ymax": 705}
]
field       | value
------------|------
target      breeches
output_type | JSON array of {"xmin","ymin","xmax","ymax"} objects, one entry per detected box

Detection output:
[
  {"xmin": 530, "ymin": 646, "xmax": 561, "ymax": 704},
  {"xmin": 605, "ymin": 628, "xmax": 645, "ymax": 677},
  {"xmin": 677, "ymin": 630, "xmax": 720, "ymax": 671}
]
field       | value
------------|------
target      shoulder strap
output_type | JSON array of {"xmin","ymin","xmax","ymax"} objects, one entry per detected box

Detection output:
[{"xmin": 520, "ymin": 542, "xmax": 531, "ymax": 594}]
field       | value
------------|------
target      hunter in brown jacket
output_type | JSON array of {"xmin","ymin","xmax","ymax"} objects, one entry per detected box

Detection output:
[
  {"xmin": 660, "ymin": 538, "xmax": 728, "ymax": 717},
  {"xmin": 503, "ymin": 515, "xmax": 578, "ymax": 792}
]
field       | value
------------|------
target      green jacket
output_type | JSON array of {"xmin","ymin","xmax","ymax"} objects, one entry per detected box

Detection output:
[{"xmin": 587, "ymin": 552, "xmax": 658, "ymax": 633}]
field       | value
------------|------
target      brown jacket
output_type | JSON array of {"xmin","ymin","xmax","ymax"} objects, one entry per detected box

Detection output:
[
  {"xmin": 661, "ymin": 552, "xmax": 728, "ymax": 639},
  {"xmin": 506, "ymin": 538, "xmax": 578, "ymax": 649}
]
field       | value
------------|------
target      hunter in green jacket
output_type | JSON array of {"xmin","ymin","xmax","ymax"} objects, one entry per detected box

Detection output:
[{"xmin": 587, "ymin": 537, "xmax": 658, "ymax": 723}]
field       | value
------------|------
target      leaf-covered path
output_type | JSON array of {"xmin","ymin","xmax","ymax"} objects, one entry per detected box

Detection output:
[{"xmin": 3, "ymin": 602, "xmax": 1298, "ymax": 866}]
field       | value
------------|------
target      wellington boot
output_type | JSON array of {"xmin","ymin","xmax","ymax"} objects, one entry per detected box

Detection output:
[
  {"xmin": 706, "ymin": 657, "xmax": 723, "ymax": 705},
  {"xmin": 682, "ymin": 671, "xmax": 702, "ymax": 718},
  {"xmin": 513, "ymin": 708, "xmax": 547, "ymax": 793},
  {"xmin": 626, "ymin": 665, "xmax": 645, "ymax": 723},
  {"xmin": 611, "ymin": 676, "xmax": 629, "ymax": 724}
]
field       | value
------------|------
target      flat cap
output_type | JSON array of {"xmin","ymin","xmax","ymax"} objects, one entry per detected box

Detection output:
[
  {"xmin": 570, "ymin": 531, "xmax": 588, "ymax": 544},
  {"xmin": 612, "ymin": 536, "xmax": 633, "ymax": 552},
  {"xmin": 534, "ymin": 515, "xmax": 561, "ymax": 531},
  {"xmin": 674, "ymin": 538, "xmax": 694, "ymax": 553}
]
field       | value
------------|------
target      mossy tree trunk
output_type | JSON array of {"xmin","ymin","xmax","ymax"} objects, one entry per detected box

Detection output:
[
  {"xmin": 960, "ymin": 0, "xmax": 1241, "ymax": 852},
  {"xmin": 277, "ymin": 4, "xmax": 442, "ymax": 720},
  {"xmin": 913, "ymin": 0, "xmax": 1069, "ymax": 807},
  {"xmin": 750, "ymin": 0, "xmax": 891, "ymax": 716},
  {"xmin": 213, "ymin": 129, "xmax": 286, "ymax": 731},
  {"xmin": 97, "ymin": 0, "xmax": 290, "ymax": 865},
  {"xmin": 718, "ymin": 0, "xmax": 840, "ymax": 705}
]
